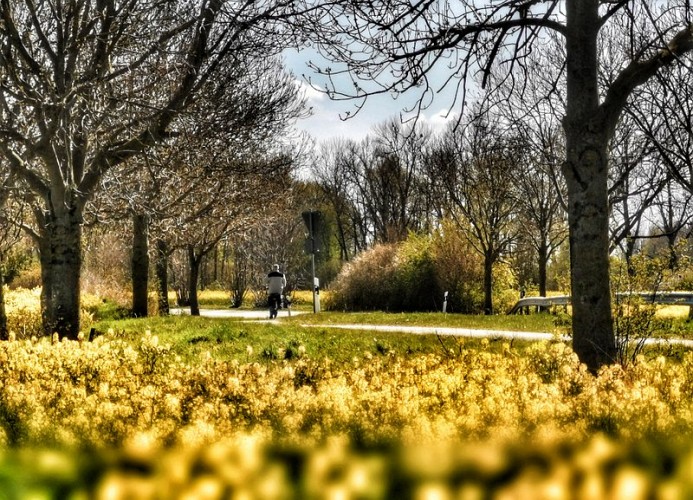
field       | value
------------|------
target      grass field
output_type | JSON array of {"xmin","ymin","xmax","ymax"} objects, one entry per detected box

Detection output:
[{"xmin": 86, "ymin": 289, "xmax": 693, "ymax": 369}]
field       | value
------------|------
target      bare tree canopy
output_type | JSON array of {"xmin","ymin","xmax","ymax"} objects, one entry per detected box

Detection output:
[
  {"xmin": 0, "ymin": 0, "xmax": 311, "ymax": 338},
  {"xmin": 305, "ymin": 1, "xmax": 693, "ymax": 371}
]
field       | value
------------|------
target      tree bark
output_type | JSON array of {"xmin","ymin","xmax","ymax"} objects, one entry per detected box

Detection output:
[
  {"xmin": 563, "ymin": 0, "xmax": 616, "ymax": 371},
  {"xmin": 0, "ymin": 270, "xmax": 7, "ymax": 340},
  {"xmin": 483, "ymin": 254, "xmax": 493, "ymax": 315},
  {"xmin": 563, "ymin": 143, "xmax": 616, "ymax": 371},
  {"xmin": 155, "ymin": 239, "xmax": 170, "ymax": 316},
  {"xmin": 188, "ymin": 246, "xmax": 201, "ymax": 316},
  {"xmin": 131, "ymin": 213, "xmax": 150, "ymax": 317},
  {"xmin": 538, "ymin": 242, "xmax": 548, "ymax": 297},
  {"xmin": 38, "ymin": 213, "xmax": 82, "ymax": 340}
]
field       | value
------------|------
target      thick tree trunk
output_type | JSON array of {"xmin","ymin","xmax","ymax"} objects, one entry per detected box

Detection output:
[
  {"xmin": 563, "ymin": 147, "xmax": 616, "ymax": 371},
  {"xmin": 131, "ymin": 213, "xmax": 150, "ymax": 317},
  {"xmin": 483, "ymin": 255, "xmax": 493, "ymax": 315},
  {"xmin": 188, "ymin": 246, "xmax": 201, "ymax": 316},
  {"xmin": 155, "ymin": 239, "xmax": 170, "ymax": 316},
  {"xmin": 538, "ymin": 243, "xmax": 548, "ymax": 297},
  {"xmin": 563, "ymin": 0, "xmax": 616, "ymax": 372},
  {"xmin": 38, "ymin": 236, "xmax": 54, "ymax": 336},
  {"xmin": 39, "ymin": 213, "xmax": 82, "ymax": 340}
]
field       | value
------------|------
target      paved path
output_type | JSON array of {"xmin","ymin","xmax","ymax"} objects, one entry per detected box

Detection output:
[
  {"xmin": 171, "ymin": 307, "xmax": 304, "ymax": 319},
  {"xmin": 171, "ymin": 308, "xmax": 693, "ymax": 348}
]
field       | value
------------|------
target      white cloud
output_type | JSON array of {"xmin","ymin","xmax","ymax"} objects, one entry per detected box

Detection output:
[
  {"xmin": 295, "ymin": 79, "xmax": 326, "ymax": 103},
  {"xmin": 285, "ymin": 46, "xmax": 465, "ymax": 144},
  {"xmin": 421, "ymin": 108, "xmax": 459, "ymax": 132}
]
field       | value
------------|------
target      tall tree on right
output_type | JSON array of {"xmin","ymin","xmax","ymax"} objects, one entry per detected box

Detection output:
[{"xmin": 308, "ymin": 1, "xmax": 693, "ymax": 371}]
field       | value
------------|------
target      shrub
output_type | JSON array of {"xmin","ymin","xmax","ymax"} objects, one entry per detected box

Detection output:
[
  {"xmin": 327, "ymin": 225, "xmax": 523, "ymax": 314},
  {"xmin": 326, "ymin": 243, "xmax": 399, "ymax": 311},
  {"xmin": 327, "ymin": 237, "xmax": 444, "ymax": 312},
  {"xmin": 5, "ymin": 288, "xmax": 44, "ymax": 338},
  {"xmin": 395, "ymin": 234, "xmax": 442, "ymax": 311},
  {"xmin": 9, "ymin": 262, "xmax": 42, "ymax": 290},
  {"xmin": 3, "ymin": 288, "xmax": 104, "ymax": 339},
  {"xmin": 430, "ymin": 219, "xmax": 485, "ymax": 313},
  {"xmin": 492, "ymin": 261, "xmax": 520, "ymax": 313}
]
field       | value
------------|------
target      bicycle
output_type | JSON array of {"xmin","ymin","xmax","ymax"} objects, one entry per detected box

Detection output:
[{"xmin": 268, "ymin": 293, "xmax": 281, "ymax": 319}]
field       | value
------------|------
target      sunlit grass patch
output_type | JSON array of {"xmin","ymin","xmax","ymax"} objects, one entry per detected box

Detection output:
[
  {"xmin": 92, "ymin": 314, "xmax": 487, "ymax": 364},
  {"xmin": 656, "ymin": 305, "xmax": 692, "ymax": 319},
  {"xmin": 287, "ymin": 310, "xmax": 563, "ymax": 334},
  {"xmin": 196, "ymin": 289, "xmax": 233, "ymax": 308}
]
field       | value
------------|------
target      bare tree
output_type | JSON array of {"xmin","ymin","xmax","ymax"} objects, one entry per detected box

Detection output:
[
  {"xmin": 431, "ymin": 116, "xmax": 520, "ymax": 315},
  {"xmin": 607, "ymin": 119, "xmax": 668, "ymax": 273},
  {"xmin": 313, "ymin": 139, "xmax": 373, "ymax": 255},
  {"xmin": 125, "ymin": 56, "xmax": 306, "ymax": 316},
  {"xmin": 313, "ymin": 140, "xmax": 363, "ymax": 261},
  {"xmin": 0, "ymin": 0, "xmax": 310, "ymax": 338},
  {"xmin": 646, "ymin": 183, "xmax": 693, "ymax": 269},
  {"xmin": 346, "ymin": 121, "xmax": 431, "ymax": 243},
  {"xmin": 306, "ymin": 1, "xmax": 693, "ymax": 371},
  {"xmin": 514, "ymin": 143, "xmax": 568, "ymax": 297}
]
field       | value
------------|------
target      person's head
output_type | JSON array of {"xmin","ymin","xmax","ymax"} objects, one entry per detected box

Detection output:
[{"xmin": 273, "ymin": 264, "xmax": 280, "ymax": 271}]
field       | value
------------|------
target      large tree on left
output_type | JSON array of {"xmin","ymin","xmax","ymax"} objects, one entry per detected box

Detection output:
[{"xmin": 0, "ymin": 0, "xmax": 303, "ymax": 338}]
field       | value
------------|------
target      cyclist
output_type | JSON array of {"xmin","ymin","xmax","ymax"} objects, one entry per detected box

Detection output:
[{"xmin": 266, "ymin": 264, "xmax": 286, "ymax": 319}]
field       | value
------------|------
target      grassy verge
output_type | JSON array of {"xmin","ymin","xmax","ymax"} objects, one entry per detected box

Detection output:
[
  {"xmin": 286, "ymin": 309, "xmax": 565, "ymax": 332},
  {"xmin": 86, "ymin": 290, "xmax": 693, "ymax": 365},
  {"xmin": 93, "ymin": 314, "xmax": 510, "ymax": 365},
  {"xmin": 93, "ymin": 309, "xmax": 691, "ymax": 367}
]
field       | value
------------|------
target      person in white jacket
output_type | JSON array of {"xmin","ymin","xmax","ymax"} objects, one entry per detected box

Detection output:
[{"xmin": 266, "ymin": 264, "xmax": 286, "ymax": 318}]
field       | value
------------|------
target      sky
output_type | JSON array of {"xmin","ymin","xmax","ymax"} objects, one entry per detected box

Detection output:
[{"xmin": 284, "ymin": 48, "xmax": 461, "ymax": 144}]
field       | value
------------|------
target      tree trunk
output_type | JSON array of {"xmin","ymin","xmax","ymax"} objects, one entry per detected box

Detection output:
[
  {"xmin": 39, "ymin": 212, "xmax": 82, "ymax": 340},
  {"xmin": 213, "ymin": 245, "xmax": 218, "ymax": 283},
  {"xmin": 563, "ymin": 146, "xmax": 616, "ymax": 371},
  {"xmin": 0, "ymin": 270, "xmax": 7, "ymax": 340},
  {"xmin": 625, "ymin": 235, "xmax": 637, "ymax": 277},
  {"xmin": 563, "ymin": 0, "xmax": 616, "ymax": 372},
  {"xmin": 188, "ymin": 246, "xmax": 201, "ymax": 316},
  {"xmin": 483, "ymin": 254, "xmax": 493, "ymax": 315},
  {"xmin": 38, "ymin": 236, "xmax": 54, "ymax": 336},
  {"xmin": 336, "ymin": 217, "xmax": 349, "ymax": 261},
  {"xmin": 538, "ymin": 242, "xmax": 548, "ymax": 297},
  {"xmin": 131, "ymin": 213, "xmax": 150, "ymax": 317},
  {"xmin": 155, "ymin": 239, "xmax": 170, "ymax": 316},
  {"xmin": 667, "ymin": 233, "xmax": 678, "ymax": 270}
]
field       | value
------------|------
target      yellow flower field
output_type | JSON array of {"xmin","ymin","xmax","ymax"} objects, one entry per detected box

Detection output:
[{"xmin": 0, "ymin": 331, "xmax": 692, "ymax": 498}]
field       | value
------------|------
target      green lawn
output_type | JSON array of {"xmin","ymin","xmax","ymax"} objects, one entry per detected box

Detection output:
[
  {"xmin": 93, "ymin": 307, "xmax": 693, "ymax": 367},
  {"xmin": 84, "ymin": 288, "xmax": 693, "ymax": 367},
  {"xmin": 286, "ymin": 309, "xmax": 564, "ymax": 332}
]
